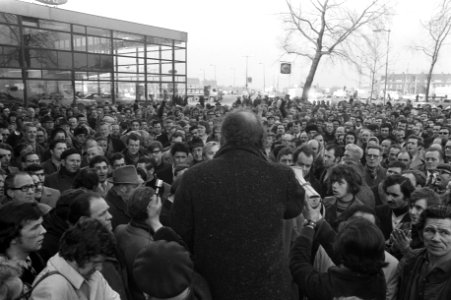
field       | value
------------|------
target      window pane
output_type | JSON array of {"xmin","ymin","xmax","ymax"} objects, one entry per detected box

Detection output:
[
  {"xmin": 39, "ymin": 20, "xmax": 70, "ymax": 32},
  {"xmin": 0, "ymin": 46, "xmax": 20, "ymax": 68},
  {"xmin": 88, "ymin": 54, "xmax": 113, "ymax": 72},
  {"xmin": 0, "ymin": 24, "xmax": 20, "ymax": 45},
  {"xmin": 88, "ymin": 72, "xmax": 111, "ymax": 80},
  {"xmin": 174, "ymin": 75, "xmax": 186, "ymax": 82},
  {"xmin": 161, "ymin": 61, "xmax": 174, "ymax": 74},
  {"xmin": 73, "ymin": 35, "xmax": 87, "ymax": 51},
  {"xmin": 27, "ymin": 70, "xmax": 42, "ymax": 78},
  {"xmin": 87, "ymin": 54, "xmax": 113, "ymax": 71},
  {"xmin": 0, "ymin": 13, "xmax": 18, "ymax": 24},
  {"xmin": 22, "ymin": 17, "xmax": 38, "ymax": 27},
  {"xmin": 113, "ymin": 31, "xmax": 144, "ymax": 41},
  {"xmin": 58, "ymin": 51, "xmax": 72, "ymax": 69},
  {"xmin": 160, "ymin": 48, "xmax": 173, "ymax": 60},
  {"xmin": 147, "ymin": 74, "xmax": 173, "ymax": 82},
  {"xmin": 146, "ymin": 44, "xmax": 161, "ymax": 59},
  {"xmin": 73, "ymin": 25, "xmax": 85, "ymax": 34},
  {"xmin": 0, "ymin": 68, "xmax": 22, "ymax": 78},
  {"xmin": 0, "ymin": 79, "xmax": 24, "ymax": 105},
  {"xmin": 43, "ymin": 70, "xmax": 71, "ymax": 80},
  {"xmin": 115, "ymin": 73, "xmax": 144, "ymax": 81},
  {"xmin": 87, "ymin": 27, "xmax": 110, "ymax": 37},
  {"xmin": 74, "ymin": 71, "xmax": 88, "ymax": 80},
  {"xmin": 147, "ymin": 83, "xmax": 164, "ymax": 100},
  {"xmin": 147, "ymin": 36, "xmax": 173, "ymax": 46},
  {"xmin": 146, "ymin": 44, "xmax": 172, "ymax": 60},
  {"xmin": 24, "ymin": 28, "xmax": 71, "ymax": 50},
  {"xmin": 146, "ymin": 59, "xmax": 161, "ymax": 74},
  {"xmin": 174, "ymin": 47, "xmax": 186, "ymax": 61},
  {"xmin": 174, "ymin": 41, "xmax": 186, "ymax": 48},
  {"xmin": 75, "ymin": 81, "xmax": 112, "ymax": 106},
  {"xmin": 174, "ymin": 62, "xmax": 186, "ymax": 75},
  {"xmin": 87, "ymin": 36, "xmax": 111, "ymax": 54},
  {"xmin": 27, "ymin": 80, "xmax": 74, "ymax": 106},
  {"xmin": 116, "ymin": 82, "xmax": 139, "ymax": 103},
  {"xmin": 113, "ymin": 40, "xmax": 144, "ymax": 57},
  {"xmin": 115, "ymin": 56, "xmax": 144, "ymax": 73},
  {"xmin": 74, "ymin": 52, "xmax": 87, "ymax": 69},
  {"xmin": 27, "ymin": 69, "xmax": 72, "ymax": 80},
  {"xmin": 28, "ymin": 49, "xmax": 58, "ymax": 69}
]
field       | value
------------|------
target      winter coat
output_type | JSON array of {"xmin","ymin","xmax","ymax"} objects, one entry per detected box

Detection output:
[{"xmin": 171, "ymin": 145, "xmax": 304, "ymax": 300}]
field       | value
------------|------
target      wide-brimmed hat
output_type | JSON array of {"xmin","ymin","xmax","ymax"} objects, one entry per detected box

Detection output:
[{"xmin": 108, "ymin": 165, "xmax": 141, "ymax": 184}]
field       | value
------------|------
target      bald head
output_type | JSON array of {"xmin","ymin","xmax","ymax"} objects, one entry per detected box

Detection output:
[{"xmin": 221, "ymin": 110, "xmax": 264, "ymax": 149}]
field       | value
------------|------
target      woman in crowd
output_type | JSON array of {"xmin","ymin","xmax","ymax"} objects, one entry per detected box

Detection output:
[{"xmin": 323, "ymin": 164, "xmax": 366, "ymax": 230}]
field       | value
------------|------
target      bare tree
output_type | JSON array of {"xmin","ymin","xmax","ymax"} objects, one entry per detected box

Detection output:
[
  {"xmin": 416, "ymin": 0, "xmax": 451, "ymax": 102},
  {"xmin": 282, "ymin": 0, "xmax": 389, "ymax": 101},
  {"xmin": 348, "ymin": 27, "xmax": 386, "ymax": 100}
]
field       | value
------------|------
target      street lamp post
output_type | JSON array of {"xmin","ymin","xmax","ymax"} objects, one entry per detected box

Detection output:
[{"xmin": 374, "ymin": 28, "xmax": 391, "ymax": 105}]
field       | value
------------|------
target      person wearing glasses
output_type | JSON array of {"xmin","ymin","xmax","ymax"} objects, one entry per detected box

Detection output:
[
  {"xmin": 5, "ymin": 172, "xmax": 37, "ymax": 204},
  {"xmin": 364, "ymin": 145, "xmax": 386, "ymax": 189},
  {"xmin": 24, "ymin": 164, "xmax": 60, "ymax": 209}
]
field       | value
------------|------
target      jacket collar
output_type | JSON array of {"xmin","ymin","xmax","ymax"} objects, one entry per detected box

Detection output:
[
  {"xmin": 48, "ymin": 254, "xmax": 86, "ymax": 289},
  {"xmin": 129, "ymin": 220, "xmax": 154, "ymax": 235},
  {"xmin": 58, "ymin": 166, "xmax": 78, "ymax": 177},
  {"xmin": 215, "ymin": 144, "xmax": 267, "ymax": 161}
]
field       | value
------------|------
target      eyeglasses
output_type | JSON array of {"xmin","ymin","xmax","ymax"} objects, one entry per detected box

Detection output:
[
  {"xmin": 439, "ymin": 132, "xmax": 449, "ymax": 135},
  {"xmin": 11, "ymin": 184, "xmax": 36, "ymax": 192}
]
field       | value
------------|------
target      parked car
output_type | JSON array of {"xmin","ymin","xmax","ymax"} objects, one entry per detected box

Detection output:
[{"xmin": 0, "ymin": 92, "xmax": 23, "ymax": 106}]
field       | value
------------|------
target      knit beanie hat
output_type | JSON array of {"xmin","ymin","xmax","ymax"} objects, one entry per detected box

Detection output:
[{"xmin": 133, "ymin": 241, "xmax": 194, "ymax": 298}]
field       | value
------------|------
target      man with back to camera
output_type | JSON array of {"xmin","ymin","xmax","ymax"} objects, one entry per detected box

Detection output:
[{"xmin": 171, "ymin": 109, "xmax": 304, "ymax": 300}]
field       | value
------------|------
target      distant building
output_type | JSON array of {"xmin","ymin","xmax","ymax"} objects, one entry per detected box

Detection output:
[{"xmin": 381, "ymin": 73, "xmax": 451, "ymax": 96}]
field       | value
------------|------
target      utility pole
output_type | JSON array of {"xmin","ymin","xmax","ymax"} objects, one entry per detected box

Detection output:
[{"xmin": 373, "ymin": 28, "xmax": 391, "ymax": 105}]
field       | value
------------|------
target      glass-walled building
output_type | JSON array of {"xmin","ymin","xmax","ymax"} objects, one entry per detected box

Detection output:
[{"xmin": 0, "ymin": 0, "xmax": 187, "ymax": 106}]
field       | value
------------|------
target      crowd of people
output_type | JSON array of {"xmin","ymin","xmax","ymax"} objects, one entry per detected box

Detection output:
[{"xmin": 0, "ymin": 95, "xmax": 450, "ymax": 300}]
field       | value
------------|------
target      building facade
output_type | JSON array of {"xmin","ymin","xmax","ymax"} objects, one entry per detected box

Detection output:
[
  {"xmin": 0, "ymin": 0, "xmax": 187, "ymax": 106},
  {"xmin": 382, "ymin": 73, "xmax": 451, "ymax": 96}
]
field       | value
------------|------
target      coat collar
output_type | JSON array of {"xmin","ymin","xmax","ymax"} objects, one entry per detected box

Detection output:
[
  {"xmin": 215, "ymin": 144, "xmax": 267, "ymax": 161},
  {"xmin": 48, "ymin": 254, "xmax": 86, "ymax": 289}
]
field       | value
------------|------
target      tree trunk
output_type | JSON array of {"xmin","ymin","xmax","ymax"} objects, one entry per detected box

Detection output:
[
  {"xmin": 425, "ymin": 61, "xmax": 435, "ymax": 102},
  {"xmin": 301, "ymin": 54, "xmax": 322, "ymax": 102}
]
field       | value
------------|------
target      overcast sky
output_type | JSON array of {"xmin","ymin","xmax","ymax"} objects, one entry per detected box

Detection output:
[{"xmin": 16, "ymin": 0, "xmax": 451, "ymax": 91}]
